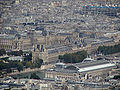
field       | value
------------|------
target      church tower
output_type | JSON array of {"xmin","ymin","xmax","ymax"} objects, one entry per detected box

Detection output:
[{"xmin": 32, "ymin": 44, "xmax": 48, "ymax": 63}]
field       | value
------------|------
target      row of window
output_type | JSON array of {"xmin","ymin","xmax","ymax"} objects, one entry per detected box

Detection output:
[{"xmin": 0, "ymin": 45, "xmax": 13, "ymax": 49}]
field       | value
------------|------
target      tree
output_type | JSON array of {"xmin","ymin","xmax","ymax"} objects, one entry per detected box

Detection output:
[
  {"xmin": 59, "ymin": 50, "xmax": 87, "ymax": 63},
  {"xmin": 17, "ymin": 62, "xmax": 24, "ymax": 72},
  {"xmin": 34, "ymin": 59, "xmax": 43, "ymax": 68},
  {"xmin": 6, "ymin": 68, "xmax": 12, "ymax": 73},
  {"xmin": 25, "ymin": 61, "xmax": 32, "ymax": 68},
  {"xmin": 18, "ymin": 50, "xmax": 23, "ymax": 56},
  {"xmin": 113, "ymin": 75, "xmax": 120, "ymax": 79},
  {"xmin": 7, "ymin": 50, "xmax": 23, "ymax": 56},
  {"xmin": 63, "ymin": 53, "xmax": 72, "ymax": 63},
  {"xmin": 0, "ymin": 49, "xmax": 6, "ymax": 56},
  {"xmin": 58, "ymin": 55, "xmax": 63, "ymax": 60},
  {"xmin": 98, "ymin": 43, "xmax": 120, "ymax": 55}
]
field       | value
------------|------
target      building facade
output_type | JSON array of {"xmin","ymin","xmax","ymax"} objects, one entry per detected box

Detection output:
[
  {"xmin": 45, "ymin": 60, "xmax": 116, "ymax": 82},
  {"xmin": 0, "ymin": 34, "xmax": 33, "ymax": 51},
  {"xmin": 32, "ymin": 44, "xmax": 48, "ymax": 63}
]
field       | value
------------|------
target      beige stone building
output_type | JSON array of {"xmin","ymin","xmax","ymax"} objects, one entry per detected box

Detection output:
[
  {"xmin": 0, "ymin": 34, "xmax": 33, "ymax": 51},
  {"xmin": 32, "ymin": 44, "xmax": 48, "ymax": 63},
  {"xmin": 0, "ymin": 30, "xmax": 81, "ymax": 63},
  {"xmin": 0, "ymin": 30, "xmax": 80, "ymax": 51},
  {"xmin": 37, "ymin": 31, "xmax": 80, "ymax": 46},
  {"xmin": 0, "ymin": 34, "xmax": 18, "ymax": 50}
]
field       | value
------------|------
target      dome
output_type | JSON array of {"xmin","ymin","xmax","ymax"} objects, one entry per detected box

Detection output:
[
  {"xmin": 65, "ymin": 65, "xmax": 79, "ymax": 70},
  {"xmin": 54, "ymin": 63, "xmax": 66, "ymax": 69},
  {"xmin": 82, "ymin": 58, "xmax": 95, "ymax": 63}
]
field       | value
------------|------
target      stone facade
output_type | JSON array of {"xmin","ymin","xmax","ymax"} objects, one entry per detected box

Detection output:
[
  {"xmin": 0, "ymin": 31, "xmax": 80, "ymax": 51},
  {"xmin": 0, "ymin": 34, "xmax": 18, "ymax": 50},
  {"xmin": 32, "ymin": 44, "xmax": 48, "ymax": 63},
  {"xmin": 0, "ymin": 34, "xmax": 33, "ymax": 51}
]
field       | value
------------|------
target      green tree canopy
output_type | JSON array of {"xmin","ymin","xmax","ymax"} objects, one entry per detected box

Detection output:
[
  {"xmin": 34, "ymin": 58, "xmax": 43, "ymax": 68},
  {"xmin": 17, "ymin": 62, "xmax": 24, "ymax": 72},
  {"xmin": 0, "ymin": 49, "xmax": 6, "ymax": 56},
  {"xmin": 7, "ymin": 50, "xmax": 23, "ymax": 56},
  {"xmin": 25, "ymin": 61, "xmax": 32, "ymax": 68},
  {"xmin": 98, "ymin": 43, "xmax": 120, "ymax": 55},
  {"xmin": 59, "ymin": 50, "xmax": 87, "ymax": 63}
]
